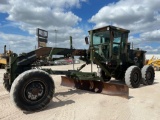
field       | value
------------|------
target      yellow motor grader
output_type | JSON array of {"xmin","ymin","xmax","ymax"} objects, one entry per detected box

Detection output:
[
  {"xmin": 0, "ymin": 56, "xmax": 6, "ymax": 69},
  {"xmin": 146, "ymin": 56, "xmax": 160, "ymax": 71},
  {"xmin": 0, "ymin": 45, "xmax": 12, "ymax": 69}
]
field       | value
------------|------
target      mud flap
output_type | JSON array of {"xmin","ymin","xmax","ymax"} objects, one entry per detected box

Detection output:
[{"xmin": 61, "ymin": 76, "xmax": 129, "ymax": 98}]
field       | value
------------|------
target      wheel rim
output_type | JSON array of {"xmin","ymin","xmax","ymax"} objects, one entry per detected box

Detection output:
[
  {"xmin": 147, "ymin": 71, "xmax": 152, "ymax": 80},
  {"xmin": 23, "ymin": 80, "xmax": 46, "ymax": 103},
  {"xmin": 133, "ymin": 72, "xmax": 139, "ymax": 84}
]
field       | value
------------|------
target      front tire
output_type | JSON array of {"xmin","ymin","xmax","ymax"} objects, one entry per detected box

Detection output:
[
  {"xmin": 125, "ymin": 66, "xmax": 141, "ymax": 88},
  {"xmin": 10, "ymin": 69, "xmax": 55, "ymax": 111},
  {"xmin": 141, "ymin": 65, "xmax": 155, "ymax": 85}
]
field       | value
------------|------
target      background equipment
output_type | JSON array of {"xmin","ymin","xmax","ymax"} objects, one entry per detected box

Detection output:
[
  {"xmin": 0, "ymin": 45, "xmax": 12, "ymax": 69},
  {"xmin": 146, "ymin": 56, "xmax": 160, "ymax": 71}
]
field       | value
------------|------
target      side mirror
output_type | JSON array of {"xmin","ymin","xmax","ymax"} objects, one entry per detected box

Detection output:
[{"xmin": 85, "ymin": 37, "xmax": 89, "ymax": 44}]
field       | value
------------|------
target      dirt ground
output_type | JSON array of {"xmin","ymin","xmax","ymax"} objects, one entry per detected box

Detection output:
[{"xmin": 0, "ymin": 64, "xmax": 160, "ymax": 120}]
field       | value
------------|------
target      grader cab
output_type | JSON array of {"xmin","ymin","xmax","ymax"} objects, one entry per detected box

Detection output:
[{"xmin": 3, "ymin": 25, "xmax": 155, "ymax": 111}]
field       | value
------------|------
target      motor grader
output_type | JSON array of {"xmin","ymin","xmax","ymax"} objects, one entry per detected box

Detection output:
[
  {"xmin": 146, "ymin": 56, "xmax": 160, "ymax": 71},
  {"xmin": 0, "ymin": 57, "xmax": 6, "ymax": 69},
  {"xmin": 0, "ymin": 45, "xmax": 12, "ymax": 69},
  {"xmin": 3, "ymin": 25, "xmax": 155, "ymax": 111}
]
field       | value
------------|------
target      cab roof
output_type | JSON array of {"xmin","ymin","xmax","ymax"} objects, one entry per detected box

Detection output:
[{"xmin": 88, "ymin": 25, "xmax": 130, "ymax": 33}]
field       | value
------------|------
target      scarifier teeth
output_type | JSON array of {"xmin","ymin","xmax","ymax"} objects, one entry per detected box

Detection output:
[{"xmin": 61, "ymin": 76, "xmax": 129, "ymax": 98}]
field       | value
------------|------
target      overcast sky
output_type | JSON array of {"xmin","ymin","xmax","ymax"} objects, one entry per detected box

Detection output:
[{"xmin": 0, "ymin": 0, "xmax": 160, "ymax": 54}]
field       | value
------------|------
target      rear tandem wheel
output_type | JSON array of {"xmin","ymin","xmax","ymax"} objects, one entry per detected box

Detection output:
[
  {"xmin": 125, "ymin": 66, "xmax": 141, "ymax": 88},
  {"xmin": 141, "ymin": 65, "xmax": 155, "ymax": 85}
]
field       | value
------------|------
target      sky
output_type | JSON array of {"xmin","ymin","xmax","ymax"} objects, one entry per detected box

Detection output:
[{"xmin": 0, "ymin": 0, "xmax": 160, "ymax": 55}]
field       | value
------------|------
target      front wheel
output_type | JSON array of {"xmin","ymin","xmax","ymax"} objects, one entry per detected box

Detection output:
[{"xmin": 10, "ymin": 69, "xmax": 55, "ymax": 111}]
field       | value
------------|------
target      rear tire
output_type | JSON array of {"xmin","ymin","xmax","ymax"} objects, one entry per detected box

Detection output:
[
  {"xmin": 3, "ymin": 73, "xmax": 11, "ymax": 92},
  {"xmin": 125, "ymin": 66, "xmax": 141, "ymax": 88},
  {"xmin": 10, "ymin": 69, "xmax": 55, "ymax": 111},
  {"xmin": 141, "ymin": 65, "xmax": 155, "ymax": 85},
  {"xmin": 3, "ymin": 79, "xmax": 11, "ymax": 92}
]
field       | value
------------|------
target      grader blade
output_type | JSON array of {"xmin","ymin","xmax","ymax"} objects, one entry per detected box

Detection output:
[
  {"xmin": 61, "ymin": 76, "xmax": 129, "ymax": 98},
  {"xmin": 61, "ymin": 76, "xmax": 75, "ymax": 87},
  {"xmin": 101, "ymin": 82, "xmax": 129, "ymax": 98}
]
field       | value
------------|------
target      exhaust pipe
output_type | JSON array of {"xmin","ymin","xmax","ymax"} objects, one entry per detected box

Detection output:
[{"xmin": 4, "ymin": 45, "xmax": 6, "ymax": 54}]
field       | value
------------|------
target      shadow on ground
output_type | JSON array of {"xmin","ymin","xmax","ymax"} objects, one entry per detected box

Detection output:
[
  {"xmin": 24, "ymin": 84, "xmax": 133, "ymax": 114},
  {"xmin": 23, "ymin": 89, "xmax": 84, "ymax": 114}
]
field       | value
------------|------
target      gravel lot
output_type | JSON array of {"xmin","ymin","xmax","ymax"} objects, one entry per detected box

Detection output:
[{"xmin": 0, "ymin": 64, "xmax": 160, "ymax": 120}]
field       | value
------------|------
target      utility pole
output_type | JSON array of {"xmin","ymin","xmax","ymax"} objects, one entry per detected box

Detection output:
[{"xmin": 54, "ymin": 30, "xmax": 58, "ymax": 47}]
